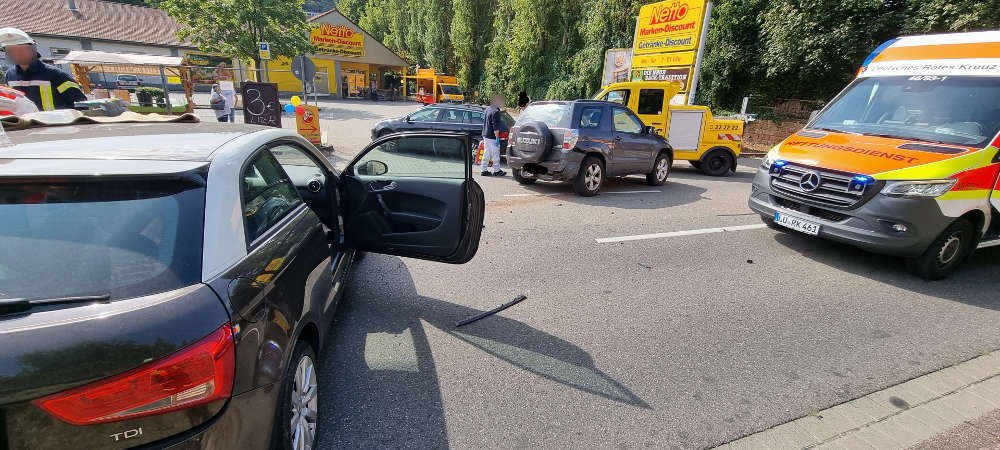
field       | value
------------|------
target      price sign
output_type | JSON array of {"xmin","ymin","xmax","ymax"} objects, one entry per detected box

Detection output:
[{"xmin": 241, "ymin": 82, "xmax": 281, "ymax": 128}]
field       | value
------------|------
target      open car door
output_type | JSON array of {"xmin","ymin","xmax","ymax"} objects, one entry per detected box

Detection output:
[{"xmin": 340, "ymin": 132, "xmax": 485, "ymax": 263}]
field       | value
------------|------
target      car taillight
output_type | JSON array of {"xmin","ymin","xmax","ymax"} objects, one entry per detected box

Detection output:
[
  {"xmin": 563, "ymin": 129, "xmax": 579, "ymax": 150},
  {"xmin": 34, "ymin": 324, "xmax": 235, "ymax": 425}
]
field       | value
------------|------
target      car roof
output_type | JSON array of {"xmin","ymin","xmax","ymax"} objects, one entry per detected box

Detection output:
[
  {"xmin": 424, "ymin": 103, "xmax": 485, "ymax": 111},
  {"xmin": 1, "ymin": 121, "xmax": 268, "ymax": 162}
]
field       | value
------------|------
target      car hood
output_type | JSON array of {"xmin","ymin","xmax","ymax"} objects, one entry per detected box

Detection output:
[{"xmin": 775, "ymin": 129, "xmax": 982, "ymax": 178}]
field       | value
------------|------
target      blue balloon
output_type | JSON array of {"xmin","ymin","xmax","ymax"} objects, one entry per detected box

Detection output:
[{"xmin": 284, "ymin": 104, "xmax": 295, "ymax": 113}]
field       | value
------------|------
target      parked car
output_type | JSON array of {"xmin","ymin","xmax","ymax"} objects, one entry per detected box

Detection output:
[
  {"xmin": 0, "ymin": 121, "xmax": 484, "ymax": 449},
  {"xmin": 115, "ymin": 74, "xmax": 141, "ymax": 90},
  {"xmin": 507, "ymin": 100, "xmax": 673, "ymax": 196},
  {"xmin": 371, "ymin": 104, "xmax": 514, "ymax": 158}
]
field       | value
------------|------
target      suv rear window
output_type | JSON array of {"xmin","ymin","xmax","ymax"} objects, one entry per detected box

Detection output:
[
  {"xmin": 517, "ymin": 103, "xmax": 570, "ymax": 128},
  {"xmin": 0, "ymin": 178, "xmax": 206, "ymax": 301}
]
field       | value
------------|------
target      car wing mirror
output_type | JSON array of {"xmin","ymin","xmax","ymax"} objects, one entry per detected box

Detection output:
[
  {"xmin": 357, "ymin": 160, "xmax": 388, "ymax": 176},
  {"xmin": 644, "ymin": 125, "xmax": 657, "ymax": 135}
]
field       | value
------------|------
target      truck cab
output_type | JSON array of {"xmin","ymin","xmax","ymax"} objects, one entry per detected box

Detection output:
[
  {"xmin": 404, "ymin": 69, "xmax": 465, "ymax": 104},
  {"xmin": 748, "ymin": 31, "xmax": 1000, "ymax": 280},
  {"xmin": 593, "ymin": 81, "xmax": 744, "ymax": 176}
]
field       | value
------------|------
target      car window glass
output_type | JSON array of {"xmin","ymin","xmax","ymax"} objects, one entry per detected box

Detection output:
[
  {"xmin": 613, "ymin": 108, "xmax": 643, "ymax": 133},
  {"xmin": 637, "ymin": 89, "xmax": 665, "ymax": 115},
  {"xmin": 602, "ymin": 89, "xmax": 630, "ymax": 105},
  {"xmin": 468, "ymin": 111, "xmax": 485, "ymax": 123},
  {"xmin": 408, "ymin": 108, "xmax": 440, "ymax": 122},
  {"xmin": 242, "ymin": 151, "xmax": 303, "ymax": 244},
  {"xmin": 270, "ymin": 144, "xmax": 327, "ymax": 188},
  {"xmin": 354, "ymin": 136, "xmax": 465, "ymax": 179},
  {"xmin": 440, "ymin": 109, "xmax": 468, "ymax": 123},
  {"xmin": 579, "ymin": 107, "xmax": 604, "ymax": 129}
]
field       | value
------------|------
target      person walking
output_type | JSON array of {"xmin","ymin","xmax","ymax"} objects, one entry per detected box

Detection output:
[
  {"xmin": 481, "ymin": 94, "xmax": 508, "ymax": 177},
  {"xmin": 209, "ymin": 83, "xmax": 235, "ymax": 122},
  {"xmin": 0, "ymin": 28, "xmax": 85, "ymax": 111}
]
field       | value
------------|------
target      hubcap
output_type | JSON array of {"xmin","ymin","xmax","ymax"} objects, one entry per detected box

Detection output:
[
  {"xmin": 290, "ymin": 355, "xmax": 318, "ymax": 450},
  {"xmin": 585, "ymin": 163, "xmax": 602, "ymax": 191},
  {"xmin": 937, "ymin": 233, "xmax": 962, "ymax": 266},
  {"xmin": 656, "ymin": 158, "xmax": 669, "ymax": 181}
]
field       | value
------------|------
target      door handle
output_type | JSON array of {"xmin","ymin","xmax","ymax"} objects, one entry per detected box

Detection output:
[
  {"xmin": 368, "ymin": 180, "xmax": 398, "ymax": 192},
  {"xmin": 614, "ymin": 136, "xmax": 622, "ymax": 141}
]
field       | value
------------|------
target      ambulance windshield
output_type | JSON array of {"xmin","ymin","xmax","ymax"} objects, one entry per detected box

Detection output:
[{"xmin": 811, "ymin": 76, "xmax": 1000, "ymax": 147}]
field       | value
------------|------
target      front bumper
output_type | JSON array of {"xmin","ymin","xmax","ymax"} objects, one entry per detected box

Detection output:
[
  {"xmin": 748, "ymin": 168, "xmax": 953, "ymax": 258},
  {"xmin": 507, "ymin": 150, "xmax": 585, "ymax": 182}
]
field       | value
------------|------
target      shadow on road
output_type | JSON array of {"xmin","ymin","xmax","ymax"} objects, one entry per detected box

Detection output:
[
  {"xmin": 317, "ymin": 254, "xmax": 648, "ymax": 448},
  {"xmin": 771, "ymin": 231, "xmax": 1000, "ymax": 310},
  {"xmin": 500, "ymin": 175, "xmax": 709, "ymax": 211}
]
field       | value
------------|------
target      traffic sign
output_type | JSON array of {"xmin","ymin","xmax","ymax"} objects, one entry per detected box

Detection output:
[
  {"xmin": 291, "ymin": 56, "xmax": 316, "ymax": 81},
  {"xmin": 258, "ymin": 42, "xmax": 271, "ymax": 60}
]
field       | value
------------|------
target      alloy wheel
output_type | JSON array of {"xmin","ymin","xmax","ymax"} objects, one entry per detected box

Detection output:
[
  {"xmin": 585, "ymin": 163, "xmax": 602, "ymax": 191},
  {"xmin": 290, "ymin": 355, "xmax": 318, "ymax": 450},
  {"xmin": 655, "ymin": 158, "xmax": 669, "ymax": 181}
]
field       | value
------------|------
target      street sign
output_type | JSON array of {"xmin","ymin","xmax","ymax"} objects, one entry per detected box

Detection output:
[
  {"xmin": 296, "ymin": 105, "xmax": 322, "ymax": 144},
  {"xmin": 241, "ymin": 82, "xmax": 282, "ymax": 128},
  {"xmin": 291, "ymin": 56, "xmax": 316, "ymax": 81},
  {"xmin": 258, "ymin": 42, "xmax": 271, "ymax": 60}
]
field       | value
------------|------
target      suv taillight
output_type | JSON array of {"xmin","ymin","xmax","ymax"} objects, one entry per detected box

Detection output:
[
  {"xmin": 563, "ymin": 129, "xmax": 579, "ymax": 150},
  {"xmin": 34, "ymin": 324, "xmax": 235, "ymax": 425}
]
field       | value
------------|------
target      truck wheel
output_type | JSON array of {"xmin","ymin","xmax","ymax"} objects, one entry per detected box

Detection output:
[
  {"xmin": 905, "ymin": 218, "xmax": 975, "ymax": 280},
  {"xmin": 689, "ymin": 161, "xmax": 702, "ymax": 170},
  {"xmin": 701, "ymin": 150, "xmax": 733, "ymax": 177},
  {"xmin": 646, "ymin": 152, "xmax": 671, "ymax": 186},
  {"xmin": 574, "ymin": 156, "xmax": 604, "ymax": 196},
  {"xmin": 512, "ymin": 168, "xmax": 536, "ymax": 185}
]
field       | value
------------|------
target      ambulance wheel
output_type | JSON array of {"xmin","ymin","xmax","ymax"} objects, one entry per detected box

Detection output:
[
  {"xmin": 700, "ymin": 150, "xmax": 733, "ymax": 177},
  {"xmin": 905, "ymin": 218, "xmax": 975, "ymax": 280},
  {"xmin": 512, "ymin": 168, "xmax": 536, "ymax": 185}
]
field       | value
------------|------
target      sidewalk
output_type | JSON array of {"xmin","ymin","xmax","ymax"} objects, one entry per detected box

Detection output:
[{"xmin": 716, "ymin": 350, "xmax": 1000, "ymax": 449}]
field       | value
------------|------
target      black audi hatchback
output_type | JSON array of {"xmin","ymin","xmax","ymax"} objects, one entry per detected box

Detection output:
[
  {"xmin": 371, "ymin": 104, "xmax": 514, "ymax": 155},
  {"xmin": 0, "ymin": 119, "xmax": 483, "ymax": 449}
]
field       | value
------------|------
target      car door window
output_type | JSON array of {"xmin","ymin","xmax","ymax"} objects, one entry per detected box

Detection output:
[
  {"xmin": 242, "ymin": 151, "xmax": 303, "ymax": 244},
  {"xmin": 468, "ymin": 111, "xmax": 485, "ymax": 124},
  {"xmin": 408, "ymin": 108, "xmax": 440, "ymax": 122},
  {"xmin": 637, "ymin": 89, "xmax": 665, "ymax": 115},
  {"xmin": 270, "ymin": 144, "xmax": 327, "ymax": 188},
  {"xmin": 353, "ymin": 136, "xmax": 465, "ymax": 179},
  {"xmin": 613, "ymin": 108, "xmax": 643, "ymax": 133},
  {"xmin": 579, "ymin": 107, "xmax": 604, "ymax": 129},
  {"xmin": 602, "ymin": 89, "xmax": 630, "ymax": 105},
  {"xmin": 440, "ymin": 109, "xmax": 468, "ymax": 123}
]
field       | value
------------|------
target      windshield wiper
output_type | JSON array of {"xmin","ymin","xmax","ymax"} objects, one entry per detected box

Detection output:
[{"xmin": 0, "ymin": 294, "xmax": 111, "ymax": 316}]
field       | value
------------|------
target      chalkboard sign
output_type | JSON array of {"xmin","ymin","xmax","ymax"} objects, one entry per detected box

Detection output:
[{"xmin": 241, "ymin": 82, "xmax": 282, "ymax": 128}]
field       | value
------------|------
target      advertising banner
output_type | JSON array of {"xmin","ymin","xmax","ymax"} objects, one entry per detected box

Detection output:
[
  {"xmin": 311, "ymin": 24, "xmax": 365, "ymax": 58},
  {"xmin": 631, "ymin": 51, "xmax": 695, "ymax": 69},
  {"xmin": 183, "ymin": 53, "xmax": 235, "ymax": 85},
  {"xmin": 630, "ymin": 67, "xmax": 692, "ymax": 89},
  {"xmin": 633, "ymin": 0, "xmax": 707, "ymax": 55},
  {"xmin": 601, "ymin": 48, "xmax": 633, "ymax": 86},
  {"xmin": 241, "ymin": 82, "xmax": 282, "ymax": 128},
  {"xmin": 296, "ymin": 105, "xmax": 322, "ymax": 144}
]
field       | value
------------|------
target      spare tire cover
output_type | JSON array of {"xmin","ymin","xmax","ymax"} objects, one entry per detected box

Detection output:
[{"xmin": 512, "ymin": 121, "xmax": 552, "ymax": 163}]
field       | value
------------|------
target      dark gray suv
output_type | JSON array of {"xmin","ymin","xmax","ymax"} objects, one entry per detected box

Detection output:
[{"xmin": 507, "ymin": 100, "xmax": 673, "ymax": 196}]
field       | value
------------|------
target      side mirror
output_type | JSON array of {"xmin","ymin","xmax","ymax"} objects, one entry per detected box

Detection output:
[
  {"xmin": 405, "ymin": 116, "xmax": 413, "ymax": 123},
  {"xmin": 357, "ymin": 160, "xmax": 389, "ymax": 176},
  {"xmin": 644, "ymin": 125, "xmax": 657, "ymax": 135}
]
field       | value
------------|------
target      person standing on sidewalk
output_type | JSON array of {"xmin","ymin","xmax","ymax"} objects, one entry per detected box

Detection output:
[{"xmin": 481, "ymin": 94, "xmax": 507, "ymax": 177}]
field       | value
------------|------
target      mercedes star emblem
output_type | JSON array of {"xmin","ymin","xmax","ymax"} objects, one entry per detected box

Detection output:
[{"xmin": 799, "ymin": 171, "xmax": 822, "ymax": 192}]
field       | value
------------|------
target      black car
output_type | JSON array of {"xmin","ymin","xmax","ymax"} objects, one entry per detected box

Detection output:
[
  {"xmin": 507, "ymin": 100, "xmax": 673, "ymax": 196},
  {"xmin": 372, "ymin": 104, "xmax": 514, "ymax": 157},
  {"xmin": 0, "ymin": 121, "xmax": 484, "ymax": 449}
]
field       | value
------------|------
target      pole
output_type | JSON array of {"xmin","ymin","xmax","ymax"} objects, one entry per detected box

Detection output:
[
  {"xmin": 687, "ymin": 1, "xmax": 714, "ymax": 105},
  {"xmin": 159, "ymin": 64, "xmax": 172, "ymax": 115},
  {"xmin": 262, "ymin": 59, "xmax": 269, "ymax": 83}
]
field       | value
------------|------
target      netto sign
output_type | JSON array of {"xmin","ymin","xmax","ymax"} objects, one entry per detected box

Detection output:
[{"xmin": 633, "ymin": 0, "xmax": 706, "ymax": 55}]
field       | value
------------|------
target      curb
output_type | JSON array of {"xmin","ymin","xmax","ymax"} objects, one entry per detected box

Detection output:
[{"xmin": 715, "ymin": 349, "xmax": 1000, "ymax": 449}]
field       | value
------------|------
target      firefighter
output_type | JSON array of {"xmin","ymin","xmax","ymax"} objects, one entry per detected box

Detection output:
[{"xmin": 1, "ymin": 28, "xmax": 86, "ymax": 111}]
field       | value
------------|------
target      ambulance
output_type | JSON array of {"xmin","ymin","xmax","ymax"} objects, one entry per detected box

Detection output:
[
  {"xmin": 403, "ymin": 68, "xmax": 465, "ymax": 104},
  {"xmin": 593, "ymin": 81, "xmax": 744, "ymax": 176},
  {"xmin": 749, "ymin": 31, "xmax": 1000, "ymax": 279}
]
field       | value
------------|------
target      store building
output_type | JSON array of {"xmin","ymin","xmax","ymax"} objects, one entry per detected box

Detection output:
[{"xmin": 265, "ymin": 9, "xmax": 409, "ymax": 97}]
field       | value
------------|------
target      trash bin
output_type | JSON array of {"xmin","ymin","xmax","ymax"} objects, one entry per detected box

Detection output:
[{"xmin": 136, "ymin": 91, "xmax": 153, "ymax": 107}]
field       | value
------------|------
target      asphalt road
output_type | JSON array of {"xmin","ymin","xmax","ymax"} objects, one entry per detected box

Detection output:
[{"xmin": 310, "ymin": 153, "xmax": 1000, "ymax": 449}]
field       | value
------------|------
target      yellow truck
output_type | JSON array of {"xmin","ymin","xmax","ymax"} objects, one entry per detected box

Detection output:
[
  {"xmin": 403, "ymin": 68, "xmax": 465, "ymax": 104},
  {"xmin": 593, "ymin": 81, "xmax": 744, "ymax": 176}
]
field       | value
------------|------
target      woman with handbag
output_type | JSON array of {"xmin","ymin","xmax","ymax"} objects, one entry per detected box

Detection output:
[{"xmin": 209, "ymin": 83, "xmax": 232, "ymax": 122}]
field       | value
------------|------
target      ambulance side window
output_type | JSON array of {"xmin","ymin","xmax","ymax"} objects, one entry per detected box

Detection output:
[
  {"xmin": 637, "ymin": 89, "xmax": 665, "ymax": 115},
  {"xmin": 602, "ymin": 90, "xmax": 630, "ymax": 106}
]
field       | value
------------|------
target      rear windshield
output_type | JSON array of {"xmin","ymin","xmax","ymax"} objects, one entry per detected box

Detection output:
[
  {"xmin": 517, "ymin": 103, "xmax": 570, "ymax": 128},
  {"xmin": 0, "ymin": 178, "xmax": 205, "ymax": 301},
  {"xmin": 812, "ymin": 76, "xmax": 1000, "ymax": 147},
  {"xmin": 440, "ymin": 84, "xmax": 463, "ymax": 95}
]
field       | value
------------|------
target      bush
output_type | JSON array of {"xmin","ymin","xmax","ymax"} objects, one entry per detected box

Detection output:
[{"xmin": 135, "ymin": 87, "xmax": 165, "ymax": 104}]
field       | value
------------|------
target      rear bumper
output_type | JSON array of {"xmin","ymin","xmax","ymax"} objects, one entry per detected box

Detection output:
[
  {"xmin": 748, "ymin": 167, "xmax": 954, "ymax": 258},
  {"xmin": 507, "ymin": 150, "xmax": 585, "ymax": 182},
  {"xmin": 161, "ymin": 383, "xmax": 279, "ymax": 450}
]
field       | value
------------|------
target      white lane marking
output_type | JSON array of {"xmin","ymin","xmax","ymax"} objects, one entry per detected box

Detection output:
[
  {"xmin": 503, "ymin": 190, "xmax": 661, "ymax": 197},
  {"xmin": 595, "ymin": 223, "xmax": 767, "ymax": 243},
  {"xmin": 978, "ymin": 239, "xmax": 1000, "ymax": 249}
]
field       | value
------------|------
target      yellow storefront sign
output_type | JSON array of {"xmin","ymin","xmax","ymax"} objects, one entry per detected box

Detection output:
[
  {"xmin": 310, "ymin": 24, "xmax": 365, "ymax": 58},
  {"xmin": 296, "ymin": 105, "xmax": 322, "ymax": 145},
  {"xmin": 631, "ymin": 51, "xmax": 695, "ymax": 68},
  {"xmin": 633, "ymin": 0, "xmax": 707, "ymax": 55}
]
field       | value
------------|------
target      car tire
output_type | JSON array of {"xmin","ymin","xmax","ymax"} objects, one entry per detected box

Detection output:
[
  {"xmin": 574, "ymin": 156, "xmax": 604, "ymax": 197},
  {"xmin": 512, "ymin": 168, "xmax": 536, "ymax": 185},
  {"xmin": 272, "ymin": 341, "xmax": 319, "ymax": 450},
  {"xmin": 700, "ymin": 150, "xmax": 733, "ymax": 177},
  {"xmin": 905, "ymin": 218, "xmax": 975, "ymax": 280},
  {"xmin": 646, "ymin": 152, "xmax": 672, "ymax": 186}
]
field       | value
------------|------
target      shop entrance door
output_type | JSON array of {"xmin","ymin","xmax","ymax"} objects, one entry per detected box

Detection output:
[{"xmin": 345, "ymin": 70, "xmax": 366, "ymax": 98}]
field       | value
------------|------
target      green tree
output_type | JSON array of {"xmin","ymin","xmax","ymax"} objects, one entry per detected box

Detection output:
[
  {"xmin": 904, "ymin": 0, "xmax": 1000, "ymax": 33},
  {"xmin": 335, "ymin": 0, "xmax": 367, "ymax": 21},
  {"xmin": 449, "ymin": 0, "xmax": 493, "ymax": 92},
  {"xmin": 480, "ymin": 0, "xmax": 514, "ymax": 102},
  {"xmin": 697, "ymin": 0, "xmax": 768, "ymax": 109},
  {"xmin": 405, "ymin": 0, "xmax": 428, "ymax": 67},
  {"xmin": 358, "ymin": 0, "xmax": 391, "ymax": 41},
  {"xmin": 423, "ymin": 0, "xmax": 454, "ymax": 72},
  {"xmin": 161, "ymin": 0, "xmax": 314, "ymax": 69}
]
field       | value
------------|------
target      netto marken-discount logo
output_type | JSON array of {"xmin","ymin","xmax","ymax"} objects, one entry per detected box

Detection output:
[{"xmin": 649, "ymin": 2, "xmax": 689, "ymax": 24}]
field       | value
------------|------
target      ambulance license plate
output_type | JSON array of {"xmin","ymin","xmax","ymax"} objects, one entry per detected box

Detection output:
[{"xmin": 774, "ymin": 212, "xmax": 820, "ymax": 235}]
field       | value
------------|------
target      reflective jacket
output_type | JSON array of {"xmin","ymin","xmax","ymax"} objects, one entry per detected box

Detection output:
[{"xmin": 5, "ymin": 58, "xmax": 86, "ymax": 110}]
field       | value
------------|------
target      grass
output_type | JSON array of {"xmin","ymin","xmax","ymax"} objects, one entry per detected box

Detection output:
[{"xmin": 127, "ymin": 104, "xmax": 188, "ymax": 114}]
